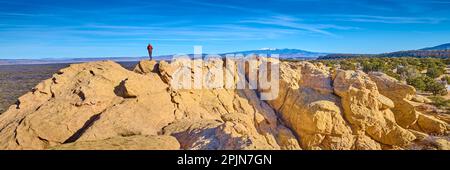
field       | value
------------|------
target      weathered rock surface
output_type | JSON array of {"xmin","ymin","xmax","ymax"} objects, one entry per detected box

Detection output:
[
  {"xmin": 334, "ymin": 70, "xmax": 415, "ymax": 148},
  {"xmin": 0, "ymin": 59, "xmax": 448, "ymax": 150},
  {"xmin": 368, "ymin": 72, "xmax": 418, "ymax": 128},
  {"xmin": 156, "ymin": 58, "xmax": 300, "ymax": 150},
  {"xmin": 411, "ymin": 95, "xmax": 432, "ymax": 104},
  {"xmin": 369, "ymin": 72, "xmax": 448, "ymax": 135},
  {"xmin": 0, "ymin": 61, "xmax": 176, "ymax": 149},
  {"xmin": 265, "ymin": 62, "xmax": 354, "ymax": 150},
  {"xmin": 52, "ymin": 135, "xmax": 180, "ymax": 150}
]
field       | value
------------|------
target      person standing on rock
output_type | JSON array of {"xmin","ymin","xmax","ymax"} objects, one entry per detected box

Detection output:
[{"xmin": 147, "ymin": 44, "xmax": 153, "ymax": 60}]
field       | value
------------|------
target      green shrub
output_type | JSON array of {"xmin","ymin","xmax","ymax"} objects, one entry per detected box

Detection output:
[
  {"xmin": 339, "ymin": 60, "xmax": 356, "ymax": 70},
  {"xmin": 362, "ymin": 60, "xmax": 386, "ymax": 73},
  {"xmin": 442, "ymin": 76, "xmax": 450, "ymax": 84},
  {"xmin": 407, "ymin": 76, "xmax": 427, "ymax": 91},
  {"xmin": 426, "ymin": 65, "xmax": 445, "ymax": 78},
  {"xmin": 385, "ymin": 70, "xmax": 401, "ymax": 80},
  {"xmin": 429, "ymin": 96, "xmax": 450, "ymax": 109},
  {"xmin": 397, "ymin": 65, "xmax": 421, "ymax": 81},
  {"xmin": 407, "ymin": 76, "xmax": 447, "ymax": 95},
  {"xmin": 426, "ymin": 81, "xmax": 448, "ymax": 96}
]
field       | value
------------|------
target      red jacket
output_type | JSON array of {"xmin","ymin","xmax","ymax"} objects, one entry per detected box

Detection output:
[{"xmin": 147, "ymin": 44, "xmax": 153, "ymax": 51}]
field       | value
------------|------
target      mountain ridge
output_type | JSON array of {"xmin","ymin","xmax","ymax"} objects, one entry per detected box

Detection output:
[
  {"xmin": 0, "ymin": 48, "xmax": 325, "ymax": 65},
  {"xmin": 2, "ymin": 43, "xmax": 449, "ymax": 65},
  {"xmin": 318, "ymin": 42, "xmax": 450, "ymax": 60},
  {"xmin": 421, "ymin": 43, "xmax": 450, "ymax": 50}
]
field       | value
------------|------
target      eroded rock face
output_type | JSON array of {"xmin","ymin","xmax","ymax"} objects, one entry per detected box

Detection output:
[
  {"xmin": 156, "ymin": 58, "xmax": 300, "ymax": 150},
  {"xmin": 265, "ymin": 62, "xmax": 354, "ymax": 150},
  {"xmin": 368, "ymin": 72, "xmax": 418, "ymax": 128},
  {"xmin": 333, "ymin": 70, "xmax": 415, "ymax": 147},
  {"xmin": 368, "ymin": 72, "xmax": 448, "ymax": 135},
  {"xmin": 0, "ymin": 59, "xmax": 448, "ymax": 150}
]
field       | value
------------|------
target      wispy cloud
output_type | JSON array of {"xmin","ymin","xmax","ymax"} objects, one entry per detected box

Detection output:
[
  {"xmin": 0, "ymin": 12, "xmax": 58, "ymax": 17},
  {"xmin": 181, "ymin": 0, "xmax": 276, "ymax": 15},
  {"xmin": 240, "ymin": 15, "xmax": 359, "ymax": 36},
  {"xmin": 0, "ymin": 22, "xmax": 304, "ymax": 44},
  {"xmin": 329, "ymin": 14, "xmax": 447, "ymax": 24}
]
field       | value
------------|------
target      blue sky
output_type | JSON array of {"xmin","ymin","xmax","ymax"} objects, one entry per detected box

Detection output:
[{"xmin": 1, "ymin": 0, "xmax": 450, "ymax": 59}]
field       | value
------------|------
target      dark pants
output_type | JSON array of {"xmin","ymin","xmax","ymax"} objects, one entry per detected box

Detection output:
[{"xmin": 148, "ymin": 51, "xmax": 153, "ymax": 60}]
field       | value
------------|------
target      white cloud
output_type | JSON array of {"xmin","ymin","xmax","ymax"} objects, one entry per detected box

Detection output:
[
  {"xmin": 240, "ymin": 15, "xmax": 359, "ymax": 36},
  {"xmin": 329, "ymin": 14, "xmax": 447, "ymax": 24}
]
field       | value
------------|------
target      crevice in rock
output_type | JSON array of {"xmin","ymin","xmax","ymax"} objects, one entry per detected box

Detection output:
[
  {"xmin": 63, "ymin": 113, "xmax": 102, "ymax": 144},
  {"xmin": 76, "ymin": 91, "xmax": 86, "ymax": 101},
  {"xmin": 50, "ymin": 86, "xmax": 55, "ymax": 98},
  {"xmin": 62, "ymin": 99, "xmax": 125, "ymax": 144},
  {"xmin": 13, "ymin": 121, "xmax": 23, "ymax": 145},
  {"xmin": 34, "ymin": 105, "xmax": 41, "ymax": 111},
  {"xmin": 214, "ymin": 92, "xmax": 231, "ymax": 115},
  {"xmin": 277, "ymin": 88, "xmax": 291, "ymax": 113},
  {"xmin": 333, "ymin": 97, "xmax": 355, "ymax": 134},
  {"xmin": 119, "ymin": 131, "xmax": 140, "ymax": 137},
  {"xmin": 37, "ymin": 136, "xmax": 50, "ymax": 146},
  {"xmin": 14, "ymin": 136, "xmax": 20, "ymax": 145}
]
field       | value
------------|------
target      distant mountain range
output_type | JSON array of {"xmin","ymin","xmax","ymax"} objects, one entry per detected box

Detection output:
[
  {"xmin": 318, "ymin": 43, "xmax": 450, "ymax": 60},
  {"xmin": 0, "ymin": 48, "xmax": 325, "ymax": 65},
  {"xmin": 1, "ymin": 43, "xmax": 448, "ymax": 65},
  {"xmin": 421, "ymin": 43, "xmax": 450, "ymax": 50},
  {"xmin": 223, "ymin": 48, "xmax": 327, "ymax": 59}
]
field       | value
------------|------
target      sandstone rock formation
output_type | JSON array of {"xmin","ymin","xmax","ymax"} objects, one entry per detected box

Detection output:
[
  {"xmin": 264, "ymin": 62, "xmax": 355, "ymax": 150},
  {"xmin": 369, "ymin": 72, "xmax": 448, "ymax": 135},
  {"xmin": 334, "ymin": 70, "xmax": 415, "ymax": 148},
  {"xmin": 411, "ymin": 95, "xmax": 432, "ymax": 104},
  {"xmin": 0, "ymin": 58, "xmax": 448, "ymax": 150},
  {"xmin": 52, "ymin": 135, "xmax": 180, "ymax": 150}
]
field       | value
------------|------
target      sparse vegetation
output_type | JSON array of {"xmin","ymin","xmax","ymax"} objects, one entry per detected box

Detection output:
[
  {"xmin": 429, "ymin": 96, "xmax": 450, "ymax": 111},
  {"xmin": 314, "ymin": 57, "xmax": 448, "ymax": 96},
  {"xmin": 339, "ymin": 60, "xmax": 356, "ymax": 70},
  {"xmin": 426, "ymin": 80, "xmax": 448, "ymax": 96},
  {"xmin": 426, "ymin": 65, "xmax": 445, "ymax": 78},
  {"xmin": 442, "ymin": 76, "xmax": 450, "ymax": 84},
  {"xmin": 406, "ymin": 76, "xmax": 428, "ymax": 91}
]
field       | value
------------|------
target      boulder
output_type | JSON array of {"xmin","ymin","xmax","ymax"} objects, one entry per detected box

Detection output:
[
  {"xmin": 411, "ymin": 95, "xmax": 433, "ymax": 104},
  {"xmin": 415, "ymin": 113, "xmax": 447, "ymax": 135},
  {"xmin": 133, "ymin": 60, "xmax": 159, "ymax": 74}
]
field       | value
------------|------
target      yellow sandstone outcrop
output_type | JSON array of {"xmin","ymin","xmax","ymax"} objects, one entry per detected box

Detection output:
[
  {"xmin": 369, "ymin": 72, "xmax": 448, "ymax": 135},
  {"xmin": 333, "ymin": 70, "xmax": 415, "ymax": 148},
  {"xmin": 52, "ymin": 135, "xmax": 180, "ymax": 150},
  {"xmin": 264, "ymin": 62, "xmax": 354, "ymax": 150},
  {"xmin": 0, "ymin": 59, "xmax": 448, "ymax": 150}
]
